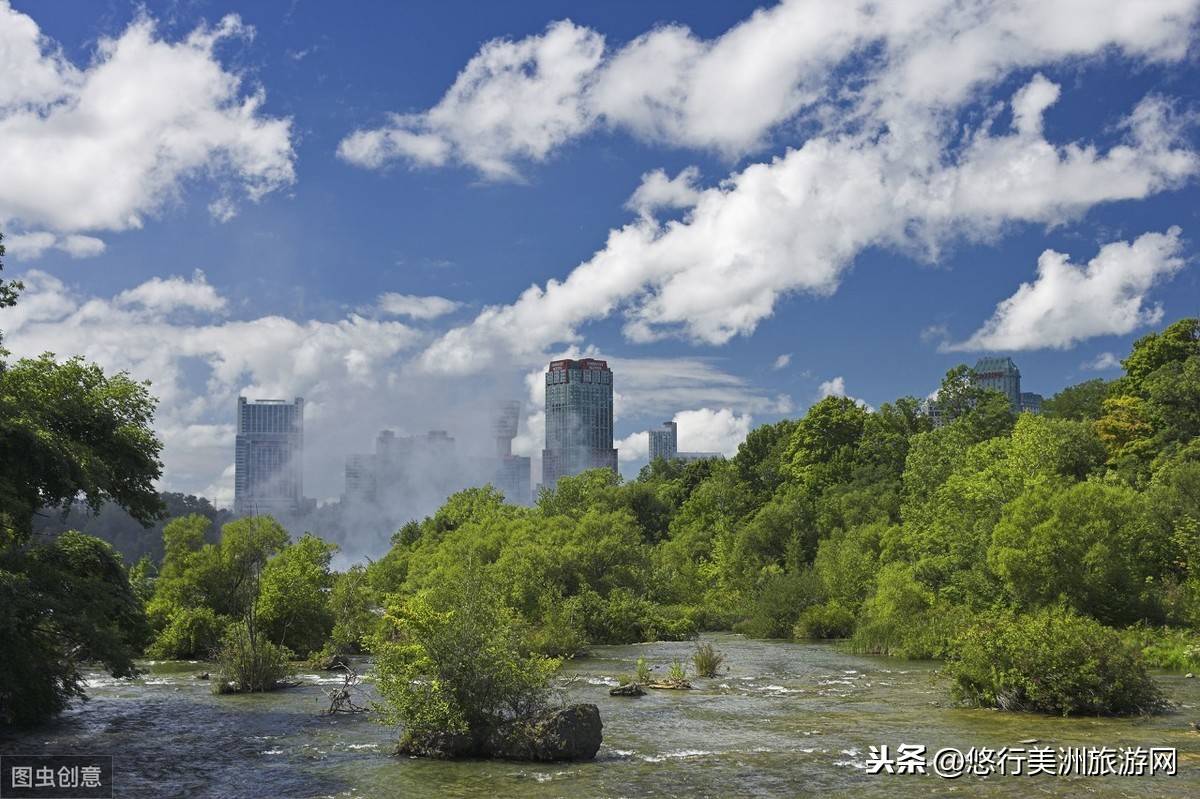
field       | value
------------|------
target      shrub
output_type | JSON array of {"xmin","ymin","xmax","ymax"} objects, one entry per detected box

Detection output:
[
  {"xmin": 635, "ymin": 657, "xmax": 651, "ymax": 684},
  {"xmin": 792, "ymin": 601, "xmax": 855, "ymax": 640},
  {"xmin": 692, "ymin": 641, "xmax": 725, "ymax": 677},
  {"xmin": 371, "ymin": 567, "xmax": 560, "ymax": 750},
  {"xmin": 147, "ymin": 606, "xmax": 227, "ymax": 660},
  {"xmin": 946, "ymin": 607, "xmax": 1164, "ymax": 716},
  {"xmin": 733, "ymin": 567, "xmax": 823, "ymax": 639},
  {"xmin": 213, "ymin": 621, "xmax": 294, "ymax": 693},
  {"xmin": 1121, "ymin": 626, "xmax": 1200, "ymax": 672},
  {"xmin": 666, "ymin": 660, "xmax": 687, "ymax": 683}
]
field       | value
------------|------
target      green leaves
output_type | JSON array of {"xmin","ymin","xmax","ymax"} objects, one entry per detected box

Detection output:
[{"xmin": 0, "ymin": 354, "xmax": 163, "ymax": 542}]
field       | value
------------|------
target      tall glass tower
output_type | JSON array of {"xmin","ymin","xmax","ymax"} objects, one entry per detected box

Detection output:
[
  {"xmin": 542, "ymin": 358, "xmax": 617, "ymax": 488},
  {"xmin": 234, "ymin": 396, "xmax": 304, "ymax": 516}
]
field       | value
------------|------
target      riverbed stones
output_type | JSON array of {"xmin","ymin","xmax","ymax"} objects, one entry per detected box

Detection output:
[{"xmin": 609, "ymin": 682, "xmax": 646, "ymax": 697}]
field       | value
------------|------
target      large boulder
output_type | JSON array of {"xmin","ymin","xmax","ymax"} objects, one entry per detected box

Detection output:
[
  {"xmin": 486, "ymin": 704, "xmax": 603, "ymax": 762},
  {"xmin": 397, "ymin": 704, "xmax": 603, "ymax": 762},
  {"xmin": 396, "ymin": 730, "xmax": 477, "ymax": 759}
]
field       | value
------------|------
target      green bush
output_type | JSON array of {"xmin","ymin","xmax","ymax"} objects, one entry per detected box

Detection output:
[
  {"xmin": 371, "ymin": 567, "xmax": 559, "ymax": 750},
  {"xmin": 792, "ymin": 601, "xmax": 855, "ymax": 640},
  {"xmin": 1121, "ymin": 626, "xmax": 1200, "ymax": 672},
  {"xmin": 147, "ymin": 606, "xmax": 227, "ymax": 659},
  {"xmin": 212, "ymin": 621, "xmax": 294, "ymax": 693},
  {"xmin": 732, "ymin": 567, "xmax": 823, "ymax": 639},
  {"xmin": 947, "ymin": 607, "xmax": 1164, "ymax": 716},
  {"xmin": 692, "ymin": 641, "xmax": 725, "ymax": 677},
  {"xmin": 635, "ymin": 657, "xmax": 651, "ymax": 684}
]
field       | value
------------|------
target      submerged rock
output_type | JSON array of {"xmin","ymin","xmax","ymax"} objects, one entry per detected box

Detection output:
[
  {"xmin": 398, "ymin": 704, "xmax": 603, "ymax": 762},
  {"xmin": 314, "ymin": 654, "xmax": 351, "ymax": 671},
  {"xmin": 610, "ymin": 682, "xmax": 646, "ymax": 697}
]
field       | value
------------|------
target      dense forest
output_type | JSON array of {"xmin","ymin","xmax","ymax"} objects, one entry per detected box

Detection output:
[{"xmin": 2, "ymin": 218, "xmax": 1197, "ymax": 726}]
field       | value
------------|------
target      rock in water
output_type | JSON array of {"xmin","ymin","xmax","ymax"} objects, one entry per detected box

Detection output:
[
  {"xmin": 396, "ymin": 730, "xmax": 476, "ymax": 760},
  {"xmin": 609, "ymin": 682, "xmax": 646, "ymax": 697},
  {"xmin": 316, "ymin": 654, "xmax": 350, "ymax": 671},
  {"xmin": 487, "ymin": 704, "xmax": 603, "ymax": 762},
  {"xmin": 399, "ymin": 704, "xmax": 604, "ymax": 762}
]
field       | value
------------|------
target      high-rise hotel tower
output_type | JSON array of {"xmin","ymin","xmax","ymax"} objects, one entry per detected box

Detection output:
[
  {"xmin": 542, "ymin": 358, "xmax": 617, "ymax": 488},
  {"xmin": 234, "ymin": 396, "xmax": 304, "ymax": 516}
]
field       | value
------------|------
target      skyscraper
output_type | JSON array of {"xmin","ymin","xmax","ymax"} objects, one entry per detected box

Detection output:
[
  {"xmin": 649, "ymin": 421, "xmax": 678, "ymax": 462},
  {"xmin": 972, "ymin": 356, "xmax": 1022, "ymax": 413},
  {"xmin": 542, "ymin": 358, "xmax": 617, "ymax": 488},
  {"xmin": 493, "ymin": 400, "xmax": 531, "ymax": 504},
  {"xmin": 234, "ymin": 396, "xmax": 304, "ymax": 516}
]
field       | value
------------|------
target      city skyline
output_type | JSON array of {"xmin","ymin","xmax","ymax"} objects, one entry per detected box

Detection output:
[{"xmin": 0, "ymin": 1, "xmax": 1196, "ymax": 507}]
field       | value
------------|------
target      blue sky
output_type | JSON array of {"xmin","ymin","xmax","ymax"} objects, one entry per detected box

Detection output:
[{"xmin": 2, "ymin": 0, "xmax": 1199, "ymax": 504}]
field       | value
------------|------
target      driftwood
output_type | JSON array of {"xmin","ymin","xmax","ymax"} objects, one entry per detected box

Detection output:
[
  {"xmin": 323, "ymin": 663, "xmax": 369, "ymax": 714},
  {"xmin": 645, "ymin": 680, "xmax": 695, "ymax": 690}
]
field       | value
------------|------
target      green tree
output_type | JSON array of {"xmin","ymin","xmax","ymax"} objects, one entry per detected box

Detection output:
[
  {"xmin": 0, "ymin": 355, "xmax": 163, "ymax": 542},
  {"xmin": 372, "ymin": 565, "xmax": 559, "ymax": 752},
  {"xmin": 1042, "ymin": 378, "xmax": 1113, "ymax": 421},
  {"xmin": 1, "ymin": 533, "xmax": 148, "ymax": 725},
  {"xmin": 258, "ymin": 533, "xmax": 336, "ymax": 657}
]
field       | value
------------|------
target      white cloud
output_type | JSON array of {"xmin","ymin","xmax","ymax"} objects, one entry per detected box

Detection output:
[
  {"xmin": 340, "ymin": 0, "xmax": 1200, "ymax": 179},
  {"xmin": 0, "ymin": 3, "xmax": 294, "ymax": 235},
  {"xmin": 4, "ymin": 231, "xmax": 106, "ymax": 259},
  {"xmin": 1082, "ymin": 352, "xmax": 1122, "ymax": 371},
  {"xmin": 419, "ymin": 78, "xmax": 1196, "ymax": 371},
  {"xmin": 337, "ymin": 20, "xmax": 603, "ymax": 180},
  {"xmin": 817, "ymin": 376, "xmax": 847, "ymax": 399},
  {"xmin": 1, "ymin": 270, "xmax": 422, "ymax": 504},
  {"xmin": 772, "ymin": 353, "xmax": 792, "ymax": 370},
  {"xmin": 617, "ymin": 407, "xmax": 753, "ymax": 462},
  {"xmin": 816, "ymin": 375, "xmax": 872, "ymax": 410},
  {"xmin": 945, "ymin": 228, "xmax": 1187, "ymax": 351},
  {"xmin": 377, "ymin": 293, "xmax": 462, "ymax": 320},
  {"xmin": 625, "ymin": 167, "xmax": 703, "ymax": 215},
  {"xmin": 115, "ymin": 271, "xmax": 228, "ymax": 314}
]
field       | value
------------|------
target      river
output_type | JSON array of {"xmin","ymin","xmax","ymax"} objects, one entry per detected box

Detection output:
[{"xmin": 2, "ymin": 635, "xmax": 1197, "ymax": 798}]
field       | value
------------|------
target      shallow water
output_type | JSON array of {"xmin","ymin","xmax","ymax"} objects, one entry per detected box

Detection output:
[{"xmin": 2, "ymin": 635, "xmax": 1197, "ymax": 798}]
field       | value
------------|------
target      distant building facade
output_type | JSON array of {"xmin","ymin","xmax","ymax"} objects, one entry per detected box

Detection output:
[
  {"xmin": 972, "ymin": 357, "xmax": 1022, "ymax": 412},
  {"xmin": 234, "ymin": 397, "xmax": 304, "ymax": 516},
  {"xmin": 345, "ymin": 429, "xmax": 457, "ymax": 502},
  {"xmin": 648, "ymin": 419, "xmax": 722, "ymax": 463},
  {"xmin": 649, "ymin": 421, "xmax": 678, "ymax": 461},
  {"xmin": 343, "ymin": 452, "xmax": 377, "ymax": 503},
  {"xmin": 493, "ymin": 400, "xmax": 531, "ymax": 504},
  {"xmin": 542, "ymin": 358, "xmax": 617, "ymax": 488},
  {"xmin": 925, "ymin": 357, "xmax": 1043, "ymax": 426}
]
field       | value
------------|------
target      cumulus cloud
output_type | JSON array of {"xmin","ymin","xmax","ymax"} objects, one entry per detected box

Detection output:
[
  {"xmin": 945, "ymin": 228, "xmax": 1187, "ymax": 351},
  {"xmin": 772, "ymin": 353, "xmax": 792, "ymax": 370},
  {"xmin": 339, "ymin": 1, "xmax": 1199, "ymax": 375},
  {"xmin": 1082, "ymin": 352, "xmax": 1123, "ymax": 371},
  {"xmin": 816, "ymin": 376, "xmax": 872, "ymax": 409},
  {"xmin": 377, "ymin": 293, "xmax": 462, "ymax": 320},
  {"xmin": 114, "ymin": 271, "xmax": 227, "ymax": 314},
  {"xmin": 0, "ymin": 270, "xmax": 422, "ymax": 505},
  {"xmin": 625, "ymin": 167, "xmax": 703, "ymax": 215},
  {"xmin": 617, "ymin": 407, "xmax": 753, "ymax": 462},
  {"xmin": 340, "ymin": 0, "xmax": 1199, "ymax": 179},
  {"xmin": 817, "ymin": 376, "xmax": 848, "ymax": 399},
  {"xmin": 0, "ymin": 2, "xmax": 294, "ymax": 237},
  {"xmin": 419, "ymin": 78, "xmax": 1196, "ymax": 371},
  {"xmin": 337, "ymin": 20, "xmax": 603, "ymax": 180},
  {"xmin": 4, "ymin": 231, "xmax": 107, "ymax": 260}
]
